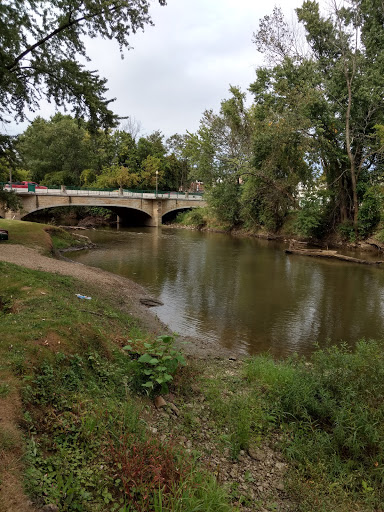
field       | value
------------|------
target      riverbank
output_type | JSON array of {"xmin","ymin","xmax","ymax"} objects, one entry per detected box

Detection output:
[
  {"xmin": 0, "ymin": 247, "xmax": 289, "ymax": 512},
  {"xmin": 1, "ymin": 220, "xmax": 384, "ymax": 512},
  {"xmin": 165, "ymin": 219, "xmax": 384, "ymax": 258}
]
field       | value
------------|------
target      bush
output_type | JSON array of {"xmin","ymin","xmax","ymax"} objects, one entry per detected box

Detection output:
[
  {"xmin": 176, "ymin": 208, "xmax": 207, "ymax": 228},
  {"xmin": 338, "ymin": 220, "xmax": 356, "ymax": 242},
  {"xmin": 295, "ymin": 189, "xmax": 328, "ymax": 238},
  {"xmin": 123, "ymin": 335, "xmax": 186, "ymax": 395},
  {"xmin": 245, "ymin": 341, "xmax": 384, "ymax": 504},
  {"xmin": 358, "ymin": 186, "xmax": 382, "ymax": 238}
]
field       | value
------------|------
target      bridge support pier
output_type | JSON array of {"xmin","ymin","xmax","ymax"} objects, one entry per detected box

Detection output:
[{"xmin": 146, "ymin": 200, "xmax": 162, "ymax": 227}]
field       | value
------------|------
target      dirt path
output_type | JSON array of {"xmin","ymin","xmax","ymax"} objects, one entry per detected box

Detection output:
[{"xmin": 0, "ymin": 375, "xmax": 36, "ymax": 512}]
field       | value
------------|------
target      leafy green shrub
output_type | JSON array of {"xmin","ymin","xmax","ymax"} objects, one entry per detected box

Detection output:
[
  {"xmin": 25, "ymin": 437, "xmax": 101, "ymax": 511},
  {"xmin": 338, "ymin": 220, "xmax": 356, "ymax": 242},
  {"xmin": 295, "ymin": 190, "xmax": 328, "ymax": 237},
  {"xmin": 123, "ymin": 335, "xmax": 186, "ymax": 395},
  {"xmin": 176, "ymin": 208, "xmax": 207, "ymax": 228},
  {"xmin": 358, "ymin": 186, "xmax": 382, "ymax": 238}
]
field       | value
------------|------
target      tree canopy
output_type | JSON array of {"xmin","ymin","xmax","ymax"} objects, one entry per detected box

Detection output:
[
  {"xmin": 181, "ymin": 1, "xmax": 384, "ymax": 237},
  {"xmin": 0, "ymin": 0, "xmax": 166, "ymax": 132},
  {"xmin": 16, "ymin": 114, "xmax": 190, "ymax": 191}
]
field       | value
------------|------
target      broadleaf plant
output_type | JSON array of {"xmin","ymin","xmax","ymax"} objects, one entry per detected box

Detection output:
[{"xmin": 123, "ymin": 335, "xmax": 186, "ymax": 395}]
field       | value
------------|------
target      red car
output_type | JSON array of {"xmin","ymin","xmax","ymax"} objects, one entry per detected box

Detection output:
[{"xmin": 4, "ymin": 181, "xmax": 48, "ymax": 190}]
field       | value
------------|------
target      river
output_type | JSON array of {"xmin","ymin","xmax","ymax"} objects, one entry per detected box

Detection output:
[{"xmin": 67, "ymin": 227, "xmax": 384, "ymax": 357}]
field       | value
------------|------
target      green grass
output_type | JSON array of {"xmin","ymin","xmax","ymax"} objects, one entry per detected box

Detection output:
[
  {"xmin": 0, "ymin": 382, "xmax": 11, "ymax": 397},
  {"xmin": 0, "ymin": 262, "xmax": 233, "ymax": 512},
  {"xmin": 0, "ymin": 219, "xmax": 83, "ymax": 253},
  {"xmin": 244, "ymin": 344, "xmax": 384, "ymax": 511},
  {"xmin": 0, "ymin": 219, "xmax": 53, "ymax": 250}
]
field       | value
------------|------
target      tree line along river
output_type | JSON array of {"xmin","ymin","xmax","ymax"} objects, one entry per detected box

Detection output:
[{"xmin": 67, "ymin": 227, "xmax": 384, "ymax": 357}]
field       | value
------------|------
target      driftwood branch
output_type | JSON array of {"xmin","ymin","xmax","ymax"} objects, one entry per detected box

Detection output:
[{"xmin": 285, "ymin": 248, "xmax": 383, "ymax": 265}]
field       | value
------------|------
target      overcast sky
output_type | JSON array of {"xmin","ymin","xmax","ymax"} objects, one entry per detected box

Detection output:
[{"xmin": 7, "ymin": 0, "xmax": 308, "ymax": 139}]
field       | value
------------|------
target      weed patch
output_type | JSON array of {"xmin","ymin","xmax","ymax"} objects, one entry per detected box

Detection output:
[
  {"xmin": 109, "ymin": 434, "xmax": 191, "ymax": 511},
  {"xmin": 245, "ymin": 341, "xmax": 384, "ymax": 509},
  {"xmin": 123, "ymin": 335, "xmax": 186, "ymax": 395}
]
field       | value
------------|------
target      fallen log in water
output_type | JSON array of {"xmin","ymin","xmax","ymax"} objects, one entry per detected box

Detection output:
[{"xmin": 285, "ymin": 248, "xmax": 384, "ymax": 265}]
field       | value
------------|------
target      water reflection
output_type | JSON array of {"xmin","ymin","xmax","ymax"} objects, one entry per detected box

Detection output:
[{"xmin": 67, "ymin": 228, "xmax": 384, "ymax": 357}]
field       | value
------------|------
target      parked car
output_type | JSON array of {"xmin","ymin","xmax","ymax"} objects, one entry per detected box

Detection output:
[
  {"xmin": 4, "ymin": 181, "xmax": 48, "ymax": 190},
  {"xmin": 0, "ymin": 229, "xmax": 9, "ymax": 241}
]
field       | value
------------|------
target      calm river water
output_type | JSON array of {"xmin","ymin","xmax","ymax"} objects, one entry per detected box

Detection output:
[{"xmin": 67, "ymin": 227, "xmax": 384, "ymax": 357}]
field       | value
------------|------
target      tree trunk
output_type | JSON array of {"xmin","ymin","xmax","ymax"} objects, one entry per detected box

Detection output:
[{"xmin": 344, "ymin": 59, "xmax": 359, "ymax": 236}]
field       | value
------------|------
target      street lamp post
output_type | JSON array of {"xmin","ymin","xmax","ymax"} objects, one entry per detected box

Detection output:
[{"xmin": 155, "ymin": 170, "xmax": 159, "ymax": 197}]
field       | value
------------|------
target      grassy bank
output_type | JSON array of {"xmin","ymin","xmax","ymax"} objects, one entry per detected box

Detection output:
[
  {"xmin": 0, "ymin": 219, "xmax": 92, "ymax": 253},
  {"xmin": 1, "ymin": 221, "xmax": 384, "ymax": 511},
  {"xmin": 0, "ymin": 262, "xmax": 232, "ymax": 511},
  {"xmin": 172, "ymin": 209, "xmax": 299, "ymax": 240}
]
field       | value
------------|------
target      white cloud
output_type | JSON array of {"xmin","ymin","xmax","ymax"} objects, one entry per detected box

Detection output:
[{"xmin": 7, "ymin": 0, "xmax": 308, "ymax": 138}]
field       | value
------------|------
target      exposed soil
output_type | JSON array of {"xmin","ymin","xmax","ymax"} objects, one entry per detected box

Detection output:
[{"xmin": 0, "ymin": 375, "xmax": 36, "ymax": 512}]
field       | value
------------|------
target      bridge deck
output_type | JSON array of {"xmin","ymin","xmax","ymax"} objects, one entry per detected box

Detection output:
[{"xmin": 11, "ymin": 188, "xmax": 204, "ymax": 201}]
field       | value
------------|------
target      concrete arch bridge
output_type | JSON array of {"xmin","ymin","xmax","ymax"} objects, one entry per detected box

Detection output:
[{"xmin": 1, "ymin": 188, "xmax": 206, "ymax": 226}]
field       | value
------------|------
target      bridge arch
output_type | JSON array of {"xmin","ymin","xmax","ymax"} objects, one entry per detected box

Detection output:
[
  {"xmin": 161, "ymin": 206, "xmax": 199, "ymax": 224},
  {"xmin": 20, "ymin": 202, "xmax": 155, "ymax": 226},
  {"xmin": 9, "ymin": 191, "xmax": 206, "ymax": 226}
]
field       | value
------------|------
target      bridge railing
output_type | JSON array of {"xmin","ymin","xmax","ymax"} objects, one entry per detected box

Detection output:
[{"xmin": 0, "ymin": 183, "xmax": 204, "ymax": 201}]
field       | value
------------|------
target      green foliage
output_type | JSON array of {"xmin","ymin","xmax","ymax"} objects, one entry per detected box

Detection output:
[
  {"xmin": 206, "ymin": 181, "xmax": 241, "ymax": 226},
  {"xmin": 0, "ymin": 185, "xmax": 21, "ymax": 212},
  {"xmin": 249, "ymin": 1, "xmax": 384, "ymax": 236},
  {"xmin": 18, "ymin": 114, "xmax": 94, "ymax": 185},
  {"xmin": 245, "ymin": 341, "xmax": 384, "ymax": 506},
  {"xmin": 204, "ymin": 376, "xmax": 263, "ymax": 460},
  {"xmin": 338, "ymin": 221, "xmax": 357, "ymax": 243},
  {"xmin": 93, "ymin": 164, "xmax": 140, "ymax": 190},
  {"xmin": 358, "ymin": 187, "xmax": 382, "ymax": 238},
  {"xmin": 123, "ymin": 335, "xmax": 186, "ymax": 395},
  {"xmin": 184, "ymin": 86, "xmax": 254, "ymax": 185},
  {"xmin": 0, "ymin": 382, "xmax": 11, "ymax": 397},
  {"xmin": 153, "ymin": 470, "xmax": 233, "ymax": 512},
  {"xmin": 17, "ymin": 118, "xmax": 189, "ymax": 191},
  {"xmin": 295, "ymin": 189, "xmax": 329, "ymax": 238},
  {"xmin": 240, "ymin": 176, "xmax": 292, "ymax": 232},
  {"xmin": 175, "ymin": 208, "xmax": 207, "ymax": 228},
  {"xmin": 1, "ymin": 0, "xmax": 165, "ymax": 130}
]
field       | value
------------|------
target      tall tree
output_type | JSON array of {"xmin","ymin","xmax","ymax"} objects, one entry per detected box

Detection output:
[
  {"xmin": 166, "ymin": 134, "xmax": 191, "ymax": 191},
  {"xmin": 18, "ymin": 113, "xmax": 94, "ymax": 185},
  {"xmin": 297, "ymin": 0, "xmax": 384, "ymax": 232},
  {"xmin": 255, "ymin": 2, "xmax": 384, "ymax": 232},
  {"xmin": 185, "ymin": 86, "xmax": 254, "ymax": 184}
]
